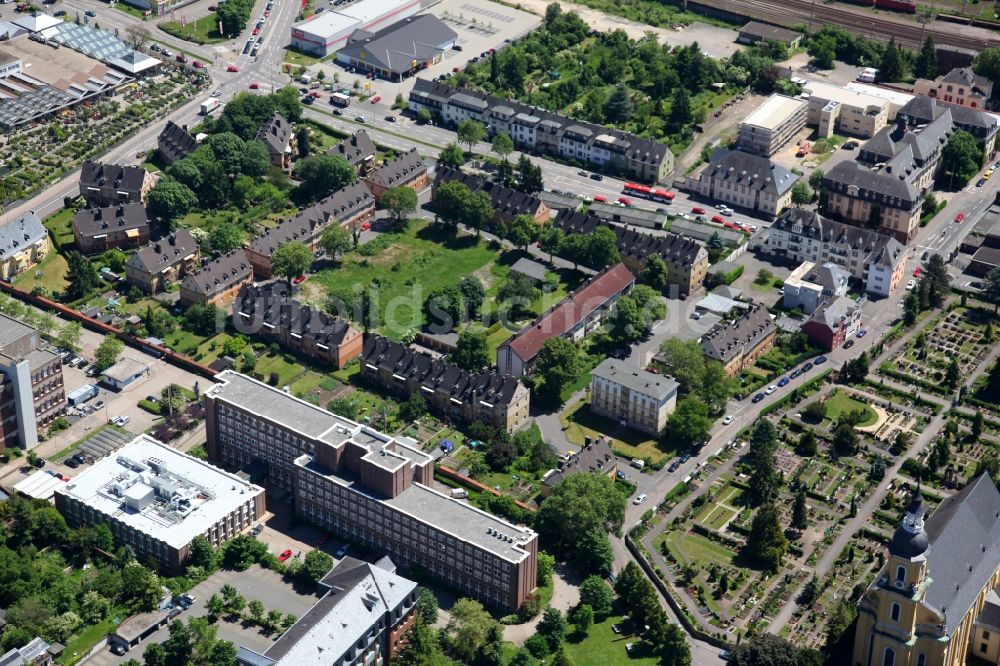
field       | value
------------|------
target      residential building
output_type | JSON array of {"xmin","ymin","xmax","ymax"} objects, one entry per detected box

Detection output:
[
  {"xmin": 553, "ymin": 211, "xmax": 709, "ymax": 295},
  {"xmin": 853, "ymin": 476, "xmax": 1000, "ymax": 666},
  {"xmin": 497, "ymin": 263, "xmax": 635, "ymax": 377},
  {"xmin": 782, "ymin": 261, "xmax": 851, "ymax": 313},
  {"xmin": 364, "ymin": 149, "xmax": 427, "ymax": 202},
  {"xmin": 157, "ymin": 121, "xmax": 198, "ymax": 165},
  {"xmin": 0, "ymin": 211, "xmax": 49, "ymax": 280},
  {"xmin": 540, "ymin": 438, "xmax": 617, "ymax": 497},
  {"xmin": 289, "ymin": 0, "xmax": 421, "ymax": 57},
  {"xmin": 54, "ymin": 434, "xmax": 266, "ymax": 573},
  {"xmin": 737, "ymin": 21, "xmax": 802, "ymax": 49},
  {"xmin": 738, "ymin": 94, "xmax": 808, "ymax": 156},
  {"xmin": 760, "ymin": 208, "xmax": 906, "ymax": 298},
  {"xmin": 0, "ymin": 312, "xmax": 64, "ymax": 451},
  {"xmin": 236, "ymin": 557, "xmax": 418, "ymax": 666},
  {"xmin": 79, "ymin": 161, "xmax": 154, "ymax": 206},
  {"xmin": 0, "ymin": 638, "xmax": 53, "ymax": 666},
  {"xmin": 328, "ymin": 130, "xmax": 376, "ymax": 174},
  {"xmin": 336, "ymin": 14, "xmax": 457, "ymax": 80},
  {"xmin": 589, "ymin": 358, "xmax": 678, "ymax": 436},
  {"xmin": 433, "ymin": 168, "xmax": 551, "ymax": 228},
  {"xmin": 100, "ymin": 357, "xmax": 149, "ymax": 391},
  {"xmin": 204, "ymin": 371, "xmax": 539, "ymax": 611},
  {"xmin": 360, "ymin": 335, "xmax": 530, "ymax": 433},
  {"xmin": 913, "ymin": 67, "xmax": 993, "ymax": 110},
  {"xmin": 246, "ymin": 181, "xmax": 374, "ymax": 277},
  {"xmin": 232, "ymin": 282, "xmax": 362, "ymax": 369},
  {"xmin": 895, "ymin": 94, "xmax": 999, "ymax": 156},
  {"xmin": 686, "ymin": 149, "xmax": 799, "ymax": 218},
  {"xmin": 700, "ymin": 305, "xmax": 776, "ymax": 377},
  {"xmin": 124, "ymin": 229, "xmax": 200, "ymax": 293},
  {"xmin": 72, "ymin": 203, "xmax": 149, "ymax": 254},
  {"xmin": 801, "ymin": 295, "xmax": 862, "ymax": 351},
  {"xmin": 256, "ymin": 112, "xmax": 294, "ymax": 169},
  {"xmin": 823, "ymin": 159, "xmax": 923, "ymax": 243},
  {"xmin": 802, "ymin": 81, "xmax": 890, "ymax": 139},
  {"xmin": 409, "ymin": 79, "xmax": 674, "ymax": 183},
  {"xmin": 179, "ymin": 251, "xmax": 254, "ymax": 308}
]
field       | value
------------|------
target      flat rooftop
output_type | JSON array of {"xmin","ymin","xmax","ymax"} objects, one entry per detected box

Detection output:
[
  {"xmin": 742, "ymin": 94, "xmax": 806, "ymax": 131},
  {"xmin": 103, "ymin": 357, "xmax": 148, "ymax": 383},
  {"xmin": 294, "ymin": 11, "xmax": 357, "ymax": 39},
  {"xmin": 2, "ymin": 34, "xmax": 115, "ymax": 89},
  {"xmin": 56, "ymin": 435, "xmax": 263, "ymax": 549},
  {"xmin": 803, "ymin": 81, "xmax": 888, "ymax": 109}
]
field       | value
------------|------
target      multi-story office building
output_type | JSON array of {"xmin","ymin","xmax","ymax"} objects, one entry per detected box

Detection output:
[
  {"xmin": 589, "ymin": 358, "xmax": 678, "ymax": 436},
  {"xmin": 360, "ymin": 335, "xmax": 530, "ymax": 433},
  {"xmin": 54, "ymin": 434, "xmax": 265, "ymax": 572},
  {"xmin": 700, "ymin": 305, "xmax": 776, "ymax": 377},
  {"xmin": 802, "ymin": 81, "xmax": 890, "ymax": 139},
  {"xmin": 0, "ymin": 313, "xmax": 64, "ymax": 451},
  {"xmin": 738, "ymin": 94, "xmax": 808, "ymax": 156},
  {"xmin": 409, "ymin": 79, "xmax": 674, "ymax": 183},
  {"xmin": 178, "ymin": 251, "xmax": 254, "ymax": 308},
  {"xmin": 686, "ymin": 149, "xmax": 799, "ymax": 219},
  {"xmin": 204, "ymin": 371, "xmax": 539, "ymax": 611},
  {"xmin": 759, "ymin": 208, "xmax": 906, "ymax": 298}
]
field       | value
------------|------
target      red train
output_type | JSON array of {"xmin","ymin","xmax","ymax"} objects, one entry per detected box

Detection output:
[{"xmin": 840, "ymin": 0, "xmax": 916, "ymax": 13}]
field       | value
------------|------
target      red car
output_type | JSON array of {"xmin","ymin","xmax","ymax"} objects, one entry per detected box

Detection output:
[
  {"xmin": 711, "ymin": 214, "xmax": 725, "ymax": 224},
  {"xmin": 249, "ymin": 82, "xmax": 260, "ymax": 89},
  {"xmin": 955, "ymin": 212, "xmax": 965, "ymax": 223},
  {"xmin": 227, "ymin": 65, "xmax": 239, "ymax": 72},
  {"xmin": 370, "ymin": 95, "xmax": 381, "ymax": 104},
  {"xmin": 913, "ymin": 266, "xmax": 922, "ymax": 277},
  {"xmin": 292, "ymin": 275, "xmax": 306, "ymax": 284},
  {"xmin": 310, "ymin": 91, "xmax": 322, "ymax": 98},
  {"xmin": 360, "ymin": 221, "xmax": 371, "ymax": 231},
  {"xmin": 618, "ymin": 197, "xmax": 632, "ymax": 206},
  {"xmin": 692, "ymin": 206, "xmax": 706, "ymax": 215},
  {"xmin": 278, "ymin": 549, "xmax": 293, "ymax": 562},
  {"xmin": 252, "ymin": 27, "xmax": 260, "ymax": 35},
  {"xmin": 175, "ymin": 54, "xmax": 187, "ymax": 63},
  {"xmin": 264, "ymin": 9, "xmax": 269, "ymax": 15},
  {"xmin": 593, "ymin": 195, "xmax": 607, "ymax": 203},
  {"xmin": 192, "ymin": 60, "xmax": 205, "ymax": 69}
]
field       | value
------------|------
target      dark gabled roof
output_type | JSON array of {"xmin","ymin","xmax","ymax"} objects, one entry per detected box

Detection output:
[
  {"xmin": 700, "ymin": 304, "xmax": 774, "ymax": 362},
  {"xmin": 543, "ymin": 437, "xmax": 617, "ymax": 487},
  {"xmin": 181, "ymin": 250, "xmax": 252, "ymax": 296},
  {"xmin": 366, "ymin": 149, "xmax": 425, "ymax": 189},
  {"xmin": 805, "ymin": 295, "xmax": 859, "ymax": 330},
  {"xmin": 939, "ymin": 67, "xmax": 991, "ymax": 94},
  {"xmin": 72, "ymin": 203, "xmax": 148, "ymax": 239},
  {"xmin": 362, "ymin": 334, "xmax": 524, "ymax": 407},
  {"xmin": 701, "ymin": 149, "xmax": 798, "ymax": 196},
  {"xmin": 823, "ymin": 159, "xmax": 920, "ymax": 204},
  {"xmin": 327, "ymin": 130, "xmax": 376, "ymax": 167},
  {"xmin": 739, "ymin": 21, "xmax": 801, "ymax": 43},
  {"xmin": 255, "ymin": 112, "xmax": 291, "ymax": 157},
  {"xmin": 157, "ymin": 121, "xmax": 197, "ymax": 161},
  {"xmin": 772, "ymin": 208, "xmax": 892, "ymax": 251},
  {"xmin": 126, "ymin": 229, "xmax": 198, "ymax": 274},
  {"xmin": 337, "ymin": 15, "xmax": 458, "ymax": 75},
  {"xmin": 236, "ymin": 282, "xmax": 358, "ymax": 349},
  {"xmin": 80, "ymin": 160, "xmax": 147, "ymax": 193},
  {"xmin": 899, "ymin": 94, "xmax": 998, "ymax": 133},
  {"xmin": 434, "ymin": 167, "xmax": 544, "ymax": 218}
]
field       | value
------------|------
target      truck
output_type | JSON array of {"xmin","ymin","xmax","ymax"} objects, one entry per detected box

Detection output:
[
  {"xmin": 67, "ymin": 384, "xmax": 99, "ymax": 407},
  {"xmin": 200, "ymin": 98, "xmax": 222, "ymax": 115},
  {"xmin": 299, "ymin": 74, "xmax": 311, "ymax": 84}
]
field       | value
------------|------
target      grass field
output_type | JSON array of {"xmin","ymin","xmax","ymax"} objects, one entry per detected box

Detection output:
[
  {"xmin": 14, "ymin": 250, "xmax": 68, "ymax": 295},
  {"xmin": 696, "ymin": 504, "xmax": 736, "ymax": 530},
  {"xmin": 160, "ymin": 13, "xmax": 227, "ymax": 44},
  {"xmin": 563, "ymin": 613, "xmax": 660, "ymax": 666},
  {"xmin": 661, "ymin": 530, "xmax": 737, "ymax": 569},
  {"xmin": 560, "ymin": 401, "xmax": 666, "ymax": 464},
  {"xmin": 825, "ymin": 390, "xmax": 877, "ymax": 427},
  {"xmin": 44, "ymin": 208, "xmax": 75, "ymax": 248}
]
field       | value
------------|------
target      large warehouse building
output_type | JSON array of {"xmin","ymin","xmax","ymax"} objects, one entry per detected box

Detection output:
[
  {"xmin": 290, "ymin": 0, "xmax": 421, "ymax": 57},
  {"xmin": 336, "ymin": 15, "xmax": 457, "ymax": 80}
]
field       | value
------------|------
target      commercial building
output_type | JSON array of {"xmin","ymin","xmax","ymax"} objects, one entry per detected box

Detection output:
[
  {"xmin": 738, "ymin": 94, "xmax": 808, "ymax": 156},
  {"xmin": 363, "ymin": 148, "xmax": 427, "ymax": 202},
  {"xmin": 913, "ymin": 67, "xmax": 993, "ymax": 110},
  {"xmin": 737, "ymin": 21, "xmax": 802, "ymax": 49},
  {"xmin": 72, "ymin": 203, "xmax": 149, "ymax": 254},
  {"xmin": 79, "ymin": 161, "xmax": 154, "ymax": 207},
  {"xmin": 589, "ymin": 358, "xmax": 678, "ymax": 436},
  {"xmin": 759, "ymin": 208, "xmax": 907, "ymax": 298},
  {"xmin": 410, "ymin": 79, "xmax": 674, "ymax": 183},
  {"xmin": 433, "ymin": 168, "xmax": 551, "ymax": 228},
  {"xmin": 0, "ymin": 312, "xmax": 64, "ymax": 451},
  {"xmin": 54, "ymin": 434, "xmax": 266, "ymax": 573},
  {"xmin": 0, "ymin": 211, "xmax": 49, "ymax": 280},
  {"xmin": 853, "ymin": 476, "xmax": 1000, "ymax": 666},
  {"xmin": 237, "ymin": 557, "xmax": 418, "ymax": 666},
  {"xmin": 100, "ymin": 357, "xmax": 149, "ymax": 391},
  {"xmin": 204, "ymin": 371, "xmax": 539, "ymax": 611},
  {"xmin": 782, "ymin": 261, "xmax": 851, "ymax": 314},
  {"xmin": 256, "ymin": 112, "xmax": 294, "ymax": 170},
  {"xmin": 179, "ymin": 251, "xmax": 254, "ymax": 308},
  {"xmin": 700, "ymin": 305, "xmax": 776, "ymax": 377},
  {"xmin": 360, "ymin": 335, "xmax": 530, "ymax": 433},
  {"xmin": 233, "ymin": 282, "xmax": 363, "ymax": 369},
  {"xmin": 802, "ymin": 81, "xmax": 890, "ymax": 139},
  {"xmin": 336, "ymin": 14, "xmax": 457, "ymax": 81},
  {"xmin": 685, "ymin": 149, "xmax": 799, "ymax": 218},
  {"xmin": 246, "ymin": 181, "xmax": 374, "ymax": 278},
  {"xmin": 290, "ymin": 0, "xmax": 421, "ymax": 58},
  {"xmin": 497, "ymin": 263, "xmax": 635, "ymax": 377},
  {"xmin": 540, "ymin": 438, "xmax": 617, "ymax": 497},
  {"xmin": 157, "ymin": 121, "xmax": 198, "ymax": 165},
  {"xmin": 551, "ymin": 211, "xmax": 709, "ymax": 295},
  {"xmin": 801, "ymin": 295, "xmax": 862, "ymax": 351},
  {"xmin": 124, "ymin": 229, "xmax": 200, "ymax": 293},
  {"xmin": 328, "ymin": 130, "xmax": 377, "ymax": 174}
]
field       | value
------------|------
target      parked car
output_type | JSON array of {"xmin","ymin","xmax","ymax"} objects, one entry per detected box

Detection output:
[
  {"xmin": 802, "ymin": 362, "xmax": 814, "ymax": 372},
  {"xmin": 844, "ymin": 339, "xmax": 855, "ymax": 349},
  {"xmin": 278, "ymin": 549, "xmax": 293, "ymax": 562},
  {"xmin": 856, "ymin": 329, "xmax": 867, "ymax": 338},
  {"xmin": 751, "ymin": 393, "xmax": 765, "ymax": 403},
  {"xmin": 814, "ymin": 356, "xmax": 828, "ymax": 365},
  {"xmin": 692, "ymin": 206, "xmax": 706, "ymax": 215},
  {"xmin": 590, "ymin": 173, "xmax": 603, "ymax": 181},
  {"xmin": 632, "ymin": 494, "xmax": 647, "ymax": 505},
  {"xmin": 85, "ymin": 9, "xmax": 96, "ymax": 16},
  {"xmin": 765, "ymin": 385, "xmax": 777, "ymax": 395},
  {"xmin": 723, "ymin": 414, "xmax": 734, "ymax": 425},
  {"xmin": 593, "ymin": 195, "xmax": 607, "ymax": 203},
  {"xmin": 227, "ymin": 64, "xmax": 239, "ymax": 72},
  {"xmin": 335, "ymin": 544, "xmax": 349, "ymax": 558}
]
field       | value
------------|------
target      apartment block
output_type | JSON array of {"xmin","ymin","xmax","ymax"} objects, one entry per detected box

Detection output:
[
  {"xmin": 540, "ymin": 438, "xmax": 617, "ymax": 497},
  {"xmin": 686, "ymin": 149, "xmax": 799, "ymax": 218},
  {"xmin": 157, "ymin": 121, "xmax": 198, "ymax": 166},
  {"xmin": 433, "ymin": 168, "xmax": 551, "ymax": 228},
  {"xmin": 79, "ymin": 161, "xmax": 154, "ymax": 207},
  {"xmin": 0, "ymin": 211, "xmax": 49, "ymax": 281},
  {"xmin": 0, "ymin": 313, "xmax": 65, "ymax": 451},
  {"xmin": 204, "ymin": 371, "xmax": 539, "ymax": 611},
  {"xmin": 327, "ymin": 129, "xmax": 376, "ymax": 175},
  {"xmin": 54, "ymin": 434, "xmax": 266, "ymax": 573},
  {"xmin": 361, "ymin": 335, "xmax": 530, "ymax": 433},
  {"xmin": 801, "ymin": 295, "xmax": 862, "ymax": 351},
  {"xmin": 256, "ymin": 112, "xmax": 294, "ymax": 169},
  {"xmin": 409, "ymin": 79, "xmax": 674, "ymax": 183},
  {"xmin": 72, "ymin": 204, "xmax": 150, "ymax": 254},
  {"xmin": 700, "ymin": 305, "xmax": 776, "ymax": 377},
  {"xmin": 178, "ymin": 251, "xmax": 254, "ymax": 308},
  {"xmin": 782, "ymin": 261, "xmax": 850, "ymax": 314},
  {"xmin": 363, "ymin": 149, "xmax": 427, "ymax": 202},
  {"xmin": 803, "ymin": 81, "xmax": 890, "ymax": 139},
  {"xmin": 589, "ymin": 358, "xmax": 678, "ymax": 436},
  {"xmin": 738, "ymin": 94, "xmax": 808, "ymax": 156},
  {"xmin": 124, "ymin": 229, "xmax": 200, "ymax": 294}
]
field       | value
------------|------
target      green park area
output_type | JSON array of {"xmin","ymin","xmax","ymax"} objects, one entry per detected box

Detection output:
[
  {"xmin": 824, "ymin": 390, "xmax": 877, "ymax": 427},
  {"xmin": 161, "ymin": 13, "xmax": 227, "ymax": 44}
]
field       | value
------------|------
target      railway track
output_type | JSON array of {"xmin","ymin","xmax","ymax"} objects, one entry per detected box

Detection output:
[{"xmin": 699, "ymin": 0, "xmax": 1000, "ymax": 51}]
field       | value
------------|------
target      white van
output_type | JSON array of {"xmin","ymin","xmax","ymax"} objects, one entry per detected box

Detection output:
[
  {"xmin": 450, "ymin": 488, "xmax": 468, "ymax": 499},
  {"xmin": 631, "ymin": 458, "xmax": 646, "ymax": 470}
]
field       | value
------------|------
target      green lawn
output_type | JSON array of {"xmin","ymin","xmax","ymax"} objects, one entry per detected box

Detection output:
[
  {"xmin": 564, "ymin": 613, "xmax": 660, "ymax": 666},
  {"xmin": 160, "ymin": 13, "xmax": 228, "ymax": 44},
  {"xmin": 284, "ymin": 49, "xmax": 323, "ymax": 66},
  {"xmin": 14, "ymin": 250, "xmax": 68, "ymax": 295},
  {"xmin": 662, "ymin": 530, "xmax": 737, "ymax": 569},
  {"xmin": 44, "ymin": 208, "xmax": 76, "ymax": 249},
  {"xmin": 559, "ymin": 400, "xmax": 667, "ymax": 464},
  {"xmin": 825, "ymin": 390, "xmax": 877, "ymax": 427},
  {"xmin": 57, "ymin": 617, "xmax": 116, "ymax": 665}
]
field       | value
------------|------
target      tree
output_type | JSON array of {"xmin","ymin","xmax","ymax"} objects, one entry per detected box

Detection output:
[
  {"xmin": 56, "ymin": 321, "xmax": 83, "ymax": 353},
  {"xmin": 730, "ymin": 634, "xmax": 799, "ymax": 666},
  {"xmin": 208, "ymin": 222, "xmax": 243, "ymax": 254},
  {"xmin": 416, "ymin": 588, "xmax": 438, "ymax": 625},
  {"xmin": 570, "ymin": 603, "xmax": 594, "ymax": 636},
  {"xmin": 121, "ymin": 562, "xmax": 161, "ymax": 611},
  {"xmin": 248, "ymin": 599, "xmax": 265, "ymax": 624},
  {"xmin": 206, "ymin": 594, "xmax": 224, "ymax": 620},
  {"xmin": 399, "ymin": 392, "xmax": 427, "ymax": 423},
  {"xmin": 791, "ymin": 181, "xmax": 812, "ymax": 206},
  {"xmin": 574, "ymin": 527, "xmax": 615, "ymax": 575},
  {"xmin": 457, "ymin": 119, "xmax": 486, "ymax": 157},
  {"xmin": 587, "ymin": 227, "xmax": 620, "ymax": 267},
  {"xmin": 832, "ymin": 421, "xmax": 858, "ymax": 457},
  {"xmin": 983, "ymin": 266, "xmax": 1000, "ymax": 313},
  {"xmin": 461, "ymin": 190, "xmax": 494, "ymax": 237},
  {"xmin": 803, "ymin": 400, "xmax": 827, "ymax": 422},
  {"xmin": 433, "ymin": 180, "xmax": 472, "ymax": 226},
  {"xmin": 879, "ymin": 37, "xmax": 906, "ymax": 83},
  {"xmin": 459, "ymin": 276, "xmax": 486, "ymax": 318},
  {"xmin": 124, "ymin": 24, "xmax": 150, "ymax": 49},
  {"xmin": 439, "ymin": 142, "xmax": 466, "ymax": 169},
  {"xmin": 441, "ymin": 598, "xmax": 496, "ymax": 665},
  {"xmin": 506, "ymin": 214, "xmax": 539, "ymax": 250},
  {"xmin": 551, "ymin": 646, "xmax": 576, "ymax": 666},
  {"xmin": 379, "ymin": 186, "xmax": 418, "ymax": 228},
  {"xmin": 791, "ymin": 489, "xmax": 808, "ymax": 530},
  {"xmin": 603, "ymin": 84, "xmax": 634, "ymax": 124},
  {"xmin": 944, "ymin": 357, "xmax": 961, "ymax": 390},
  {"xmin": 188, "ymin": 535, "xmax": 217, "ymax": 571},
  {"xmin": 486, "ymin": 434, "xmax": 518, "ymax": 471},
  {"xmin": 296, "ymin": 126, "xmax": 311, "ymax": 158},
  {"xmin": 654, "ymin": 620, "xmax": 691, "ymax": 666},
  {"xmin": 146, "ymin": 178, "xmax": 198, "ymax": 223},
  {"xmin": 798, "ymin": 430, "xmax": 818, "ymax": 456},
  {"xmin": 453, "ymin": 328, "xmax": 490, "ymax": 370},
  {"xmin": 669, "ymin": 87, "xmax": 693, "ymax": 130},
  {"xmin": 941, "ymin": 129, "xmax": 984, "ymax": 188},
  {"xmin": 294, "ymin": 155, "xmax": 356, "ymax": 203},
  {"xmin": 535, "ymin": 474, "xmax": 626, "ymax": 565},
  {"xmin": 516, "ymin": 154, "xmax": 544, "ymax": 194},
  {"xmin": 922, "ymin": 253, "xmax": 950, "ymax": 306},
  {"xmin": 745, "ymin": 503, "xmax": 788, "ymax": 571},
  {"xmin": 662, "ymin": 395, "xmax": 712, "ymax": 447},
  {"xmin": 974, "ymin": 45, "xmax": 1000, "ymax": 86},
  {"xmin": 479, "ymin": 623, "xmax": 505, "ymax": 666},
  {"xmin": 578, "ymin": 576, "xmax": 614, "ymax": 619},
  {"xmin": 916, "ymin": 35, "xmax": 937, "ymax": 79},
  {"xmin": 491, "ymin": 131, "xmax": 514, "ymax": 161},
  {"xmin": 271, "ymin": 241, "xmax": 313, "ymax": 285},
  {"xmin": 396, "ymin": 620, "xmax": 449, "ymax": 666},
  {"xmin": 642, "ymin": 254, "xmax": 669, "ymax": 290},
  {"xmin": 319, "ymin": 224, "xmax": 352, "ymax": 261},
  {"xmin": 973, "ymin": 410, "xmax": 985, "ymax": 440},
  {"xmin": 536, "ymin": 606, "xmax": 568, "ymax": 650},
  {"xmin": 301, "ymin": 549, "xmax": 334, "ymax": 584},
  {"xmin": 746, "ymin": 419, "xmax": 780, "ymax": 507},
  {"xmin": 539, "ymin": 226, "xmax": 564, "ymax": 264},
  {"xmin": 658, "ymin": 339, "xmax": 707, "ymax": 394},
  {"xmin": 94, "ymin": 335, "xmax": 124, "ymax": 371},
  {"xmin": 535, "ymin": 337, "xmax": 581, "ymax": 398},
  {"xmin": 64, "ymin": 251, "xmax": 100, "ymax": 300},
  {"xmin": 608, "ymin": 295, "xmax": 647, "ymax": 344}
]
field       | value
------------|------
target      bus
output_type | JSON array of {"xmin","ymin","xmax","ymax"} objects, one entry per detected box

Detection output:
[
  {"xmin": 330, "ymin": 92, "xmax": 351, "ymax": 108},
  {"xmin": 624, "ymin": 183, "xmax": 652, "ymax": 197},
  {"xmin": 652, "ymin": 188, "xmax": 675, "ymax": 203},
  {"xmin": 624, "ymin": 182, "xmax": 674, "ymax": 203}
]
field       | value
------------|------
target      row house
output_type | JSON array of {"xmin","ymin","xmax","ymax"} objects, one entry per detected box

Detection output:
[
  {"xmin": 124, "ymin": 229, "xmax": 200, "ymax": 293},
  {"xmin": 363, "ymin": 149, "xmax": 427, "ymax": 202},
  {"xmin": 157, "ymin": 121, "xmax": 198, "ymax": 165},
  {"xmin": 178, "ymin": 250, "xmax": 254, "ymax": 308},
  {"xmin": 327, "ymin": 129, "xmax": 377, "ymax": 175},
  {"xmin": 361, "ymin": 334, "xmax": 530, "ymax": 433}
]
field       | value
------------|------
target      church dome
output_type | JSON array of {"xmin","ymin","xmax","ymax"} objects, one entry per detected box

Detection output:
[{"xmin": 889, "ymin": 486, "xmax": 929, "ymax": 559}]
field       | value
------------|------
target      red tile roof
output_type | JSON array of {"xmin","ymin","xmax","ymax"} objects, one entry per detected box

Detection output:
[{"xmin": 503, "ymin": 263, "xmax": 635, "ymax": 363}]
